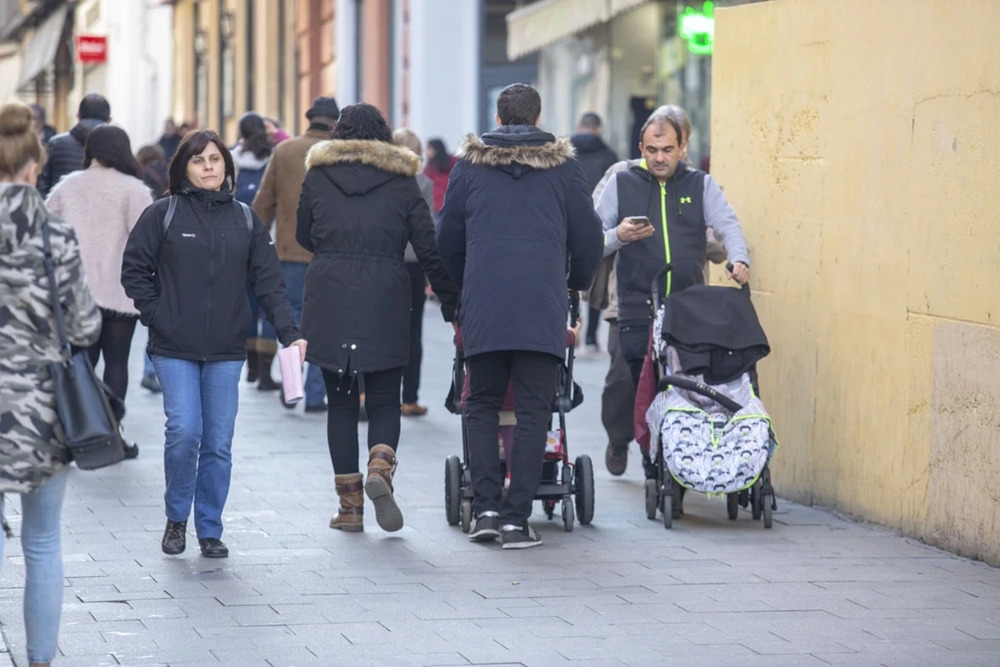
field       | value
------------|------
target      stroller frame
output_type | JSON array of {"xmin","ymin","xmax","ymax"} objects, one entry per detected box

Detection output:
[
  {"xmin": 444, "ymin": 293, "xmax": 595, "ymax": 533},
  {"xmin": 642, "ymin": 265, "xmax": 777, "ymax": 529}
]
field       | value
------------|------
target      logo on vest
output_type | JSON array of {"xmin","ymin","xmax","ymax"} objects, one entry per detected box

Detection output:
[{"xmin": 679, "ymin": 197, "xmax": 692, "ymax": 204}]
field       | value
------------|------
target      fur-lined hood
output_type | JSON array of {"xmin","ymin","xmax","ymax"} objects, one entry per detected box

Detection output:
[
  {"xmin": 458, "ymin": 128, "xmax": 575, "ymax": 171},
  {"xmin": 306, "ymin": 139, "xmax": 420, "ymax": 177}
]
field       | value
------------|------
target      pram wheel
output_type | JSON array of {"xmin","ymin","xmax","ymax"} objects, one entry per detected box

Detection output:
[
  {"xmin": 562, "ymin": 498, "xmax": 575, "ymax": 532},
  {"xmin": 445, "ymin": 456, "xmax": 461, "ymax": 526},
  {"xmin": 574, "ymin": 455, "xmax": 594, "ymax": 525},
  {"xmin": 662, "ymin": 490, "xmax": 673, "ymax": 529},
  {"xmin": 644, "ymin": 479, "xmax": 658, "ymax": 520},
  {"xmin": 460, "ymin": 499, "xmax": 472, "ymax": 533},
  {"xmin": 726, "ymin": 493, "xmax": 740, "ymax": 521},
  {"xmin": 751, "ymin": 481, "xmax": 763, "ymax": 520},
  {"xmin": 762, "ymin": 493, "xmax": 773, "ymax": 529}
]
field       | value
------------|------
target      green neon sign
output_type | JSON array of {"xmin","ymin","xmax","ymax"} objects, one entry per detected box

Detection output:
[{"xmin": 679, "ymin": 1, "xmax": 715, "ymax": 56}]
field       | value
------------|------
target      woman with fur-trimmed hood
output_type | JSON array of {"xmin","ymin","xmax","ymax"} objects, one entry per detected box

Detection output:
[{"xmin": 297, "ymin": 103, "xmax": 459, "ymax": 534}]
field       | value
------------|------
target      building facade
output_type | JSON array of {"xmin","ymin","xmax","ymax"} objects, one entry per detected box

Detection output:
[{"xmin": 507, "ymin": 0, "xmax": 762, "ymax": 165}]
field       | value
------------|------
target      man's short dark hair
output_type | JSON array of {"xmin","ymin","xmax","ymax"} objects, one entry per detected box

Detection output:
[
  {"xmin": 496, "ymin": 83, "xmax": 541, "ymax": 127},
  {"xmin": 640, "ymin": 115, "xmax": 682, "ymax": 147},
  {"xmin": 578, "ymin": 112, "xmax": 602, "ymax": 131},
  {"xmin": 78, "ymin": 94, "xmax": 111, "ymax": 122}
]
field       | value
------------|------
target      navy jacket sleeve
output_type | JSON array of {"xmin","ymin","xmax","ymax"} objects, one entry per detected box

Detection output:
[
  {"xmin": 247, "ymin": 208, "xmax": 302, "ymax": 345},
  {"xmin": 295, "ymin": 174, "xmax": 315, "ymax": 253},
  {"xmin": 565, "ymin": 161, "xmax": 605, "ymax": 291},
  {"xmin": 120, "ymin": 201, "xmax": 165, "ymax": 328},
  {"xmin": 405, "ymin": 182, "xmax": 459, "ymax": 322},
  {"xmin": 434, "ymin": 162, "xmax": 468, "ymax": 287}
]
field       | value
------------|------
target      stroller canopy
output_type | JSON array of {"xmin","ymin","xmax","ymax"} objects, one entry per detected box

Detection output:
[{"xmin": 660, "ymin": 284, "xmax": 769, "ymax": 384}]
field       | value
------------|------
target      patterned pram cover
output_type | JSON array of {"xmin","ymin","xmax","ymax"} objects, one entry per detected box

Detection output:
[{"xmin": 645, "ymin": 307, "xmax": 777, "ymax": 495}]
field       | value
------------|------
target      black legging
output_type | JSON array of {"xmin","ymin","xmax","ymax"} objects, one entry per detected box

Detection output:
[
  {"xmin": 323, "ymin": 367, "xmax": 403, "ymax": 474},
  {"xmin": 85, "ymin": 310, "xmax": 138, "ymax": 401}
]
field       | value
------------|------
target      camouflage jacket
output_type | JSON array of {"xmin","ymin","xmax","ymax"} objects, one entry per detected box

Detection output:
[{"xmin": 0, "ymin": 184, "xmax": 101, "ymax": 493}]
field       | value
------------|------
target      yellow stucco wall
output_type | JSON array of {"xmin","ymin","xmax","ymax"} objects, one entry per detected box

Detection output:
[{"xmin": 711, "ymin": 0, "xmax": 1000, "ymax": 563}]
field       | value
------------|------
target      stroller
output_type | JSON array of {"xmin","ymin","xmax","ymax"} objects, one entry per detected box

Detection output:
[
  {"xmin": 642, "ymin": 265, "xmax": 779, "ymax": 529},
  {"xmin": 443, "ymin": 293, "xmax": 595, "ymax": 533}
]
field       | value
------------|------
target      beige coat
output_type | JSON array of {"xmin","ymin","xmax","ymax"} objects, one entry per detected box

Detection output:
[
  {"xmin": 252, "ymin": 127, "xmax": 332, "ymax": 264},
  {"xmin": 45, "ymin": 163, "xmax": 151, "ymax": 315}
]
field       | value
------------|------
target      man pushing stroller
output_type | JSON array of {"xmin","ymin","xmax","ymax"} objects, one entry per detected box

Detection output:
[
  {"xmin": 436, "ymin": 84, "xmax": 603, "ymax": 549},
  {"xmin": 595, "ymin": 111, "xmax": 752, "ymax": 492}
]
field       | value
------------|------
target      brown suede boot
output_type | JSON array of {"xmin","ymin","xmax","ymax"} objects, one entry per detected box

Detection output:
[
  {"xmin": 365, "ymin": 445, "xmax": 403, "ymax": 532},
  {"xmin": 330, "ymin": 473, "xmax": 364, "ymax": 532}
]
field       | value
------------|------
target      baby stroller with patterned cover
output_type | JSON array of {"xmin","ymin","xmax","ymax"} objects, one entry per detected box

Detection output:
[
  {"xmin": 642, "ymin": 265, "xmax": 778, "ymax": 529},
  {"xmin": 443, "ymin": 293, "xmax": 595, "ymax": 533}
]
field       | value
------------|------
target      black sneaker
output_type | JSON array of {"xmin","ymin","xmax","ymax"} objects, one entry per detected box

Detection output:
[
  {"xmin": 198, "ymin": 538, "xmax": 229, "ymax": 558},
  {"xmin": 501, "ymin": 523, "xmax": 542, "ymax": 550},
  {"xmin": 468, "ymin": 511, "xmax": 500, "ymax": 542},
  {"xmin": 124, "ymin": 442, "xmax": 139, "ymax": 459},
  {"xmin": 161, "ymin": 520, "xmax": 187, "ymax": 555}
]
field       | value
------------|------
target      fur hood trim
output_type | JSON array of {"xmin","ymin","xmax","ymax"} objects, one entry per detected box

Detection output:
[
  {"xmin": 306, "ymin": 139, "xmax": 420, "ymax": 176},
  {"xmin": 457, "ymin": 134, "xmax": 575, "ymax": 170}
]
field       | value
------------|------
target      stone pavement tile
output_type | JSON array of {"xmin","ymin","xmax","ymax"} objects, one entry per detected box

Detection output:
[
  {"xmin": 210, "ymin": 643, "xmax": 321, "ymax": 665},
  {"xmin": 50, "ymin": 655, "xmax": 121, "ymax": 667}
]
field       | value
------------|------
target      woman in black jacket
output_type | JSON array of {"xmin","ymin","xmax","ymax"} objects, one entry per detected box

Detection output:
[
  {"xmin": 122, "ymin": 130, "xmax": 306, "ymax": 559},
  {"xmin": 297, "ymin": 104, "xmax": 458, "ymax": 533}
]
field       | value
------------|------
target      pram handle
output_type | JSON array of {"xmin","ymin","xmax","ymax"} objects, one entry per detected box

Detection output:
[
  {"xmin": 725, "ymin": 263, "xmax": 751, "ymax": 293},
  {"xmin": 659, "ymin": 374, "xmax": 745, "ymax": 413},
  {"xmin": 569, "ymin": 290, "xmax": 580, "ymax": 326},
  {"xmin": 650, "ymin": 263, "xmax": 673, "ymax": 314}
]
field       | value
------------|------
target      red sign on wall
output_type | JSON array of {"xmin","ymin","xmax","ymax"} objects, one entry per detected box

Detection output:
[{"xmin": 77, "ymin": 35, "xmax": 108, "ymax": 63}]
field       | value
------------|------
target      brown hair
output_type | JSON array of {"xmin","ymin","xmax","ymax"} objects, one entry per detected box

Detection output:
[
  {"xmin": 0, "ymin": 102, "xmax": 46, "ymax": 179},
  {"xmin": 166, "ymin": 129, "xmax": 235, "ymax": 194},
  {"xmin": 652, "ymin": 105, "xmax": 692, "ymax": 143}
]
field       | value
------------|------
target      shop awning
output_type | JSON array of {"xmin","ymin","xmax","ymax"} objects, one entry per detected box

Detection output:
[
  {"xmin": 506, "ymin": 0, "xmax": 650, "ymax": 60},
  {"xmin": 18, "ymin": 4, "xmax": 68, "ymax": 88}
]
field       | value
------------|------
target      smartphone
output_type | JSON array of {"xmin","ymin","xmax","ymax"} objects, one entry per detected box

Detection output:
[{"xmin": 630, "ymin": 216, "xmax": 651, "ymax": 227}]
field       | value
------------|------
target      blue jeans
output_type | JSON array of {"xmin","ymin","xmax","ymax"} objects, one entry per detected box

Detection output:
[
  {"xmin": 0, "ymin": 467, "xmax": 69, "ymax": 664},
  {"xmin": 152, "ymin": 356, "xmax": 243, "ymax": 538},
  {"xmin": 282, "ymin": 261, "xmax": 326, "ymax": 407}
]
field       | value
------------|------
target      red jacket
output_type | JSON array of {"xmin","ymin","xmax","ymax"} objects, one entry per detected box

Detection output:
[{"xmin": 423, "ymin": 156, "xmax": 456, "ymax": 213}]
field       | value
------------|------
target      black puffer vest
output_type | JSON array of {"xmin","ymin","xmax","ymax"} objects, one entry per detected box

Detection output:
[{"xmin": 614, "ymin": 163, "xmax": 708, "ymax": 321}]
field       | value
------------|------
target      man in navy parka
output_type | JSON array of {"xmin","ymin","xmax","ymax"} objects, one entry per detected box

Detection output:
[{"xmin": 436, "ymin": 84, "xmax": 603, "ymax": 549}]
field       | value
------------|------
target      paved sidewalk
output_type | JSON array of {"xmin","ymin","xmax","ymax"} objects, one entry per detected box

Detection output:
[{"xmin": 2, "ymin": 305, "xmax": 999, "ymax": 666}]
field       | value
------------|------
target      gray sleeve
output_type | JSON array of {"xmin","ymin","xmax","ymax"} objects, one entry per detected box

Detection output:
[
  {"xmin": 703, "ymin": 175, "xmax": 750, "ymax": 266},
  {"xmin": 595, "ymin": 173, "xmax": 624, "ymax": 257}
]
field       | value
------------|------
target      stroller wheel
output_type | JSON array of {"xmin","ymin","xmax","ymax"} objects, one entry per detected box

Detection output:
[
  {"xmin": 460, "ymin": 499, "xmax": 472, "ymax": 533},
  {"xmin": 762, "ymin": 493, "xmax": 773, "ymax": 529},
  {"xmin": 445, "ymin": 456, "xmax": 461, "ymax": 526},
  {"xmin": 726, "ymin": 493, "xmax": 739, "ymax": 521},
  {"xmin": 662, "ymin": 491, "xmax": 673, "ymax": 529},
  {"xmin": 562, "ymin": 498, "xmax": 575, "ymax": 532},
  {"xmin": 644, "ymin": 479, "xmax": 658, "ymax": 520},
  {"xmin": 751, "ymin": 481, "xmax": 763, "ymax": 520},
  {"xmin": 574, "ymin": 455, "xmax": 594, "ymax": 525},
  {"xmin": 544, "ymin": 499, "xmax": 556, "ymax": 520}
]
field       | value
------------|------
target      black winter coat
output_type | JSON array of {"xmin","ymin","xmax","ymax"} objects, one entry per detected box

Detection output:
[
  {"xmin": 436, "ymin": 126, "xmax": 604, "ymax": 359},
  {"xmin": 121, "ymin": 183, "xmax": 301, "ymax": 361},
  {"xmin": 296, "ymin": 139, "xmax": 459, "ymax": 375},
  {"xmin": 570, "ymin": 132, "xmax": 618, "ymax": 194},
  {"xmin": 37, "ymin": 119, "xmax": 103, "ymax": 197}
]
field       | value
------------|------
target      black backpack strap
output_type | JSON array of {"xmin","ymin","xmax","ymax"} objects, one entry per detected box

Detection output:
[
  {"xmin": 162, "ymin": 195, "xmax": 177, "ymax": 235},
  {"xmin": 236, "ymin": 201, "xmax": 253, "ymax": 233}
]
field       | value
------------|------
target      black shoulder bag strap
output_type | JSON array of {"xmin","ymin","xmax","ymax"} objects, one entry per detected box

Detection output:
[{"xmin": 41, "ymin": 222, "xmax": 73, "ymax": 363}]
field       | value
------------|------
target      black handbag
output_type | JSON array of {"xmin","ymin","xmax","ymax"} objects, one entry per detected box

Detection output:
[{"xmin": 41, "ymin": 223, "xmax": 127, "ymax": 470}]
